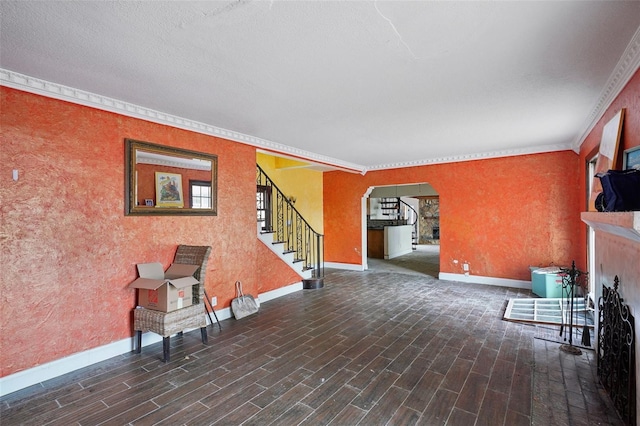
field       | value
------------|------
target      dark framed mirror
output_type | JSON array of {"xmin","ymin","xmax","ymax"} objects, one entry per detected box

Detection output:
[{"xmin": 125, "ymin": 138, "xmax": 217, "ymax": 216}]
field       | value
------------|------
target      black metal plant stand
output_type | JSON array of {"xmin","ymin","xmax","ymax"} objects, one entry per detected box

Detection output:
[{"xmin": 559, "ymin": 261, "xmax": 589, "ymax": 355}]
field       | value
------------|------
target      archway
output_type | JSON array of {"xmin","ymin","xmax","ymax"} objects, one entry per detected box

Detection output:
[{"xmin": 362, "ymin": 183, "xmax": 441, "ymax": 277}]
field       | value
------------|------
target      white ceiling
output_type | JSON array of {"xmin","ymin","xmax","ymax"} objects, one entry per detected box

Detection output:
[{"xmin": 2, "ymin": 1, "xmax": 640, "ymax": 173}]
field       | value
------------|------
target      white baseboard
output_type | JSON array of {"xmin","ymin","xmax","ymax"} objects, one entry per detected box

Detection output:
[
  {"xmin": 439, "ymin": 272, "xmax": 532, "ymax": 290},
  {"xmin": 325, "ymin": 262, "xmax": 364, "ymax": 271},
  {"xmin": 258, "ymin": 281, "xmax": 303, "ymax": 303},
  {"xmin": 0, "ymin": 334, "xmax": 140, "ymax": 397},
  {"xmin": 0, "ymin": 282, "xmax": 303, "ymax": 397},
  {"xmin": 385, "ymin": 248, "xmax": 413, "ymax": 260}
]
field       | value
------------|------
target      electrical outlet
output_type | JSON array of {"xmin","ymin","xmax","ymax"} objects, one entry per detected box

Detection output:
[
  {"xmin": 463, "ymin": 263, "xmax": 469, "ymax": 271},
  {"xmin": 211, "ymin": 296, "xmax": 217, "ymax": 307}
]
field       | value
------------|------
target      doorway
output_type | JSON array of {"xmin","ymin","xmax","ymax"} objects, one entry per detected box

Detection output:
[{"xmin": 363, "ymin": 183, "xmax": 440, "ymax": 278}]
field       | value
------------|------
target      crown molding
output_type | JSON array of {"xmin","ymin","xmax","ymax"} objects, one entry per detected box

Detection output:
[
  {"xmin": 366, "ymin": 142, "xmax": 574, "ymax": 171},
  {"xmin": 371, "ymin": 28, "xmax": 640, "ymax": 172},
  {"xmin": 3, "ymin": 37, "xmax": 635, "ymax": 175},
  {"xmin": 137, "ymin": 152, "xmax": 211, "ymax": 171},
  {"xmin": 571, "ymin": 25, "xmax": 640, "ymax": 153},
  {"xmin": 0, "ymin": 69, "xmax": 366, "ymax": 174}
]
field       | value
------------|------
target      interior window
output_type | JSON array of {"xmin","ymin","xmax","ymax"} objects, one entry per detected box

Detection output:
[
  {"xmin": 257, "ymin": 185, "xmax": 272, "ymax": 232},
  {"xmin": 190, "ymin": 180, "xmax": 212, "ymax": 209}
]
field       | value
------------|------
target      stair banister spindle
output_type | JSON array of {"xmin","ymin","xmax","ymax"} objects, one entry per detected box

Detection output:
[{"xmin": 276, "ymin": 189, "xmax": 284, "ymax": 243}]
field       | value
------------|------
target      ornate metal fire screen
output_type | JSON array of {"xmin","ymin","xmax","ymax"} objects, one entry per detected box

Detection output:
[{"xmin": 598, "ymin": 276, "xmax": 636, "ymax": 425}]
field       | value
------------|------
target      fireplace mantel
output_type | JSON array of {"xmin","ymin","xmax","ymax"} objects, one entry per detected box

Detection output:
[{"xmin": 581, "ymin": 212, "xmax": 640, "ymax": 244}]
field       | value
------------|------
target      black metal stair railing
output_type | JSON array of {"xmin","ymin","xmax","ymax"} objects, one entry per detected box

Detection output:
[
  {"xmin": 399, "ymin": 199, "xmax": 419, "ymax": 249},
  {"xmin": 256, "ymin": 165, "xmax": 324, "ymax": 280},
  {"xmin": 368, "ymin": 197, "xmax": 419, "ymax": 248}
]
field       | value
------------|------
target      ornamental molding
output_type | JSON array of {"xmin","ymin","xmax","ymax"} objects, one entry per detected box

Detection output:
[
  {"xmin": 136, "ymin": 152, "xmax": 211, "ymax": 171},
  {"xmin": 571, "ymin": 26, "xmax": 640, "ymax": 152},
  {"xmin": 0, "ymin": 69, "xmax": 365, "ymax": 174},
  {"xmin": 3, "ymin": 25, "xmax": 638, "ymax": 174},
  {"xmin": 366, "ymin": 142, "xmax": 573, "ymax": 172}
]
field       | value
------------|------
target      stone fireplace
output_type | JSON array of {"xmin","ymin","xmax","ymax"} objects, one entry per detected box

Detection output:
[{"xmin": 418, "ymin": 197, "xmax": 439, "ymax": 244}]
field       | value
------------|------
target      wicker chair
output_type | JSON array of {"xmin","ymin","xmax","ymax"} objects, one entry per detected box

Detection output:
[{"xmin": 134, "ymin": 245, "xmax": 212, "ymax": 362}]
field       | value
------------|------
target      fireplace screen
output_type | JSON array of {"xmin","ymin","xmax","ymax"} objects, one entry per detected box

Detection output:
[{"xmin": 598, "ymin": 276, "xmax": 636, "ymax": 425}]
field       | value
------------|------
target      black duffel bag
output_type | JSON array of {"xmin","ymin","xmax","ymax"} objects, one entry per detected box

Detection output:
[{"xmin": 595, "ymin": 168, "xmax": 640, "ymax": 212}]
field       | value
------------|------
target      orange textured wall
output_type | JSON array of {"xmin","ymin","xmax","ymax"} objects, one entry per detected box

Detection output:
[
  {"xmin": 576, "ymin": 68, "xmax": 640, "ymax": 422},
  {"xmin": 579, "ymin": 69, "xmax": 640, "ymax": 200},
  {"xmin": 136, "ymin": 163, "xmax": 210, "ymax": 207},
  {"xmin": 255, "ymin": 242, "xmax": 303, "ymax": 294},
  {"xmin": 0, "ymin": 87, "xmax": 299, "ymax": 378},
  {"xmin": 576, "ymin": 68, "xmax": 640, "ymax": 286},
  {"xmin": 324, "ymin": 151, "xmax": 582, "ymax": 281}
]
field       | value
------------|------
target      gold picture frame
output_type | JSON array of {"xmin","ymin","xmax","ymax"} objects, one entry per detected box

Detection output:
[
  {"xmin": 155, "ymin": 172, "xmax": 184, "ymax": 208},
  {"xmin": 125, "ymin": 139, "xmax": 217, "ymax": 216}
]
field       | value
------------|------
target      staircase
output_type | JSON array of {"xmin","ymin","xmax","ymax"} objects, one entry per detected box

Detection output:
[
  {"xmin": 405, "ymin": 200, "xmax": 419, "ymax": 250},
  {"xmin": 379, "ymin": 197, "xmax": 419, "ymax": 250},
  {"xmin": 256, "ymin": 165, "xmax": 324, "ymax": 289},
  {"xmin": 380, "ymin": 197, "xmax": 401, "ymax": 218}
]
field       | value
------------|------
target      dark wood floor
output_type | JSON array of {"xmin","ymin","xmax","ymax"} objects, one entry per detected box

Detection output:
[{"xmin": 1, "ymin": 266, "xmax": 623, "ymax": 425}]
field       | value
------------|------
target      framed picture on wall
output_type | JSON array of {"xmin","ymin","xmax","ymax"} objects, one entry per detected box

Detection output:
[
  {"xmin": 589, "ymin": 109, "xmax": 625, "ymax": 211},
  {"xmin": 155, "ymin": 172, "xmax": 184, "ymax": 208},
  {"xmin": 623, "ymin": 146, "xmax": 640, "ymax": 170}
]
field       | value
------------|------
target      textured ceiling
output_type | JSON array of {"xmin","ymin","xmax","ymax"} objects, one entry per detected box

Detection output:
[{"xmin": 1, "ymin": 1, "xmax": 640, "ymax": 172}]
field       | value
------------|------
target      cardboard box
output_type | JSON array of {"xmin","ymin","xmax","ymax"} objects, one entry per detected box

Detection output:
[{"xmin": 129, "ymin": 262, "xmax": 200, "ymax": 312}]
